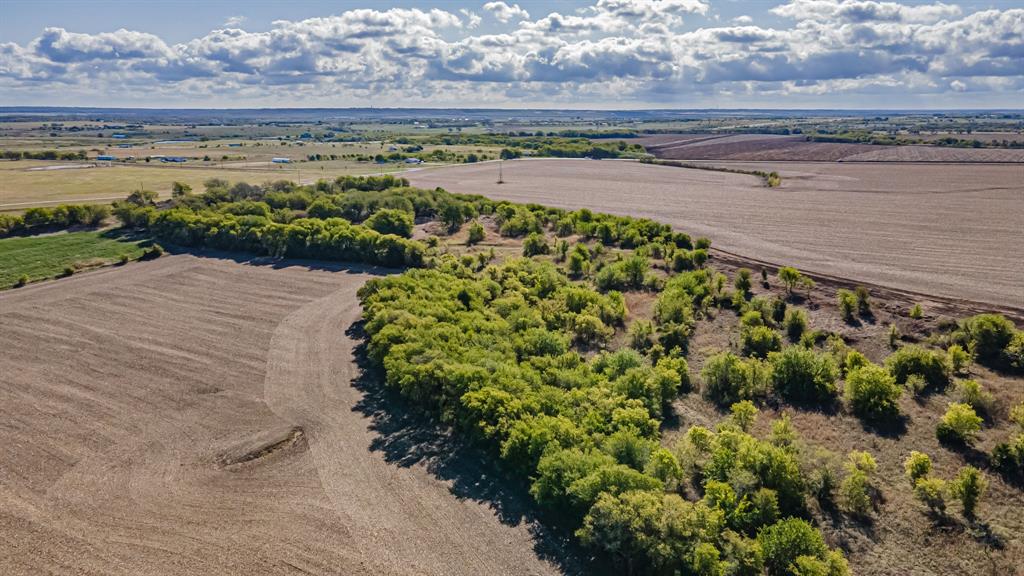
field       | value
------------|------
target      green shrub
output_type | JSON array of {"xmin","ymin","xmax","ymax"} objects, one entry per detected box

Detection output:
[
  {"xmin": 946, "ymin": 344, "xmax": 972, "ymax": 375},
  {"xmin": 628, "ymin": 320, "xmax": 654, "ymax": 351},
  {"xmin": 522, "ymin": 232, "xmax": 549, "ymax": 256},
  {"xmin": 702, "ymin": 352, "xmax": 768, "ymax": 407},
  {"xmin": 936, "ymin": 403, "xmax": 982, "ymax": 445},
  {"xmin": 955, "ymin": 379, "xmax": 994, "ymax": 418},
  {"xmin": 784, "ymin": 309, "xmax": 808, "ymax": 341},
  {"xmin": 843, "ymin": 364, "xmax": 901, "ymax": 421},
  {"xmin": 14, "ymin": 274, "xmax": 29, "ymax": 288},
  {"xmin": 960, "ymin": 314, "xmax": 1015, "ymax": 361},
  {"xmin": 840, "ymin": 451, "xmax": 876, "ymax": 517},
  {"xmin": 836, "ymin": 289, "xmax": 857, "ymax": 322},
  {"xmin": 777, "ymin": 267, "xmax": 804, "ymax": 294},
  {"xmin": 885, "ymin": 345, "xmax": 951, "ymax": 389},
  {"xmin": 757, "ymin": 518, "xmax": 831, "ymax": 576},
  {"xmin": 118, "ymin": 253, "xmax": 130, "ymax": 265},
  {"xmin": 854, "ymin": 286, "xmax": 871, "ymax": 316},
  {"xmin": 908, "ymin": 303, "xmax": 924, "ymax": 319},
  {"xmin": 904, "ymin": 451, "xmax": 932, "ymax": 485},
  {"xmin": 729, "ymin": 400, "xmax": 759, "ymax": 432},
  {"xmin": 742, "ymin": 326, "xmax": 782, "ymax": 359},
  {"xmin": 769, "ymin": 347, "xmax": 839, "ymax": 404},
  {"xmin": 1006, "ymin": 332, "xmax": 1024, "ymax": 371},
  {"xmin": 61, "ymin": 265, "xmax": 75, "ymax": 277},
  {"xmin": 950, "ymin": 465, "xmax": 987, "ymax": 517},
  {"xmin": 914, "ymin": 477, "xmax": 947, "ymax": 515},
  {"xmin": 362, "ymin": 207, "xmax": 413, "ymax": 236},
  {"xmin": 466, "ymin": 220, "xmax": 485, "ymax": 245},
  {"xmin": 734, "ymin": 268, "xmax": 752, "ymax": 295}
]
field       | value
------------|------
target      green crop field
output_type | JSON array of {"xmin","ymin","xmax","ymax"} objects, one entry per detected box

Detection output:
[{"xmin": 0, "ymin": 230, "xmax": 149, "ymax": 288}]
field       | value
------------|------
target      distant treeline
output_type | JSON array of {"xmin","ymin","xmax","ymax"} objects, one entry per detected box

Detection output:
[
  {"xmin": 807, "ymin": 131, "xmax": 1024, "ymax": 149},
  {"xmin": 0, "ymin": 204, "xmax": 111, "ymax": 237},
  {"xmin": 2, "ymin": 149, "xmax": 88, "ymax": 161}
]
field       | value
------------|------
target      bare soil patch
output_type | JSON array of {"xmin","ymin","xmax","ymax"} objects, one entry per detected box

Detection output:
[
  {"xmin": 408, "ymin": 159, "xmax": 1023, "ymax": 309},
  {"xmin": 0, "ymin": 254, "xmax": 566, "ymax": 575},
  {"xmin": 637, "ymin": 134, "xmax": 1024, "ymax": 163}
]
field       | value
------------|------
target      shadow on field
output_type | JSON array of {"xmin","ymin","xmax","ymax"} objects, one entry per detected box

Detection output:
[
  {"xmin": 158, "ymin": 243, "xmax": 400, "ymax": 277},
  {"xmin": 345, "ymin": 320, "xmax": 594, "ymax": 576}
]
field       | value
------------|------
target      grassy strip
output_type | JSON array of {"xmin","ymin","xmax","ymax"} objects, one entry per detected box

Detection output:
[
  {"xmin": 0, "ymin": 229, "xmax": 149, "ymax": 288},
  {"xmin": 640, "ymin": 157, "xmax": 781, "ymax": 187}
]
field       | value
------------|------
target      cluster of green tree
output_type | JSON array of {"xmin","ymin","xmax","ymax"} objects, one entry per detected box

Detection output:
[
  {"xmin": 392, "ymin": 133, "xmax": 645, "ymax": 159},
  {"xmin": 641, "ymin": 159, "xmax": 781, "ymax": 188},
  {"xmin": 1, "ymin": 149, "xmax": 89, "ymax": 161},
  {"xmin": 904, "ymin": 451, "xmax": 989, "ymax": 519},
  {"xmin": 114, "ymin": 203, "xmax": 425, "ymax": 267},
  {"xmin": 0, "ymin": 204, "xmax": 110, "ymax": 237},
  {"xmin": 359, "ymin": 256, "xmax": 849, "ymax": 575}
]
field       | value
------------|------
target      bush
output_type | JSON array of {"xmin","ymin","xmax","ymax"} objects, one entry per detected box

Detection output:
[
  {"xmin": 936, "ymin": 403, "xmax": 982, "ymax": 445},
  {"xmin": 734, "ymin": 268, "xmax": 752, "ymax": 295},
  {"xmin": 955, "ymin": 379, "xmax": 994, "ymax": 418},
  {"xmin": 142, "ymin": 244, "xmax": 165, "ymax": 260},
  {"xmin": 949, "ymin": 466, "xmax": 987, "ymax": 517},
  {"xmin": 1005, "ymin": 332, "xmax": 1024, "ymax": 371},
  {"xmin": 628, "ymin": 320, "xmax": 653, "ymax": 351},
  {"xmin": 730, "ymin": 400, "xmax": 759, "ymax": 432},
  {"xmin": 947, "ymin": 344, "xmax": 972, "ymax": 375},
  {"xmin": 914, "ymin": 477, "xmax": 947, "ymax": 515},
  {"xmin": 854, "ymin": 286, "xmax": 871, "ymax": 316},
  {"xmin": 769, "ymin": 347, "xmax": 839, "ymax": 404},
  {"xmin": 840, "ymin": 451, "xmax": 876, "ymax": 517},
  {"xmin": 118, "ymin": 253, "xmax": 130, "ymax": 265},
  {"xmin": 904, "ymin": 451, "xmax": 932, "ymax": 485},
  {"xmin": 757, "ymin": 518, "xmax": 830, "ymax": 576},
  {"xmin": 742, "ymin": 326, "xmax": 782, "ymax": 359},
  {"xmin": 885, "ymin": 345, "xmax": 951, "ymax": 389},
  {"xmin": 909, "ymin": 303, "xmax": 924, "ymax": 319},
  {"xmin": 702, "ymin": 352, "xmax": 767, "ymax": 407},
  {"xmin": 14, "ymin": 274, "xmax": 29, "ymax": 288},
  {"xmin": 61, "ymin": 265, "xmax": 75, "ymax": 277},
  {"xmin": 365, "ymin": 208, "xmax": 414, "ymax": 238},
  {"xmin": 843, "ymin": 364, "xmax": 901, "ymax": 421},
  {"xmin": 784, "ymin": 309, "xmax": 808, "ymax": 341},
  {"xmin": 836, "ymin": 289, "xmax": 857, "ymax": 322},
  {"xmin": 467, "ymin": 220, "xmax": 485, "ymax": 245},
  {"xmin": 777, "ymin": 266, "xmax": 804, "ymax": 294},
  {"xmin": 960, "ymin": 314, "xmax": 1015, "ymax": 362}
]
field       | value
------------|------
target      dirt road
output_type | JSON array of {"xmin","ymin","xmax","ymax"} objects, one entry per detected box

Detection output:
[
  {"xmin": 0, "ymin": 254, "xmax": 564, "ymax": 575},
  {"xmin": 408, "ymin": 159, "xmax": 1023, "ymax": 309}
]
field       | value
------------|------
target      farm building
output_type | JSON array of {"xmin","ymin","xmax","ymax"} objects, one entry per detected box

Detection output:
[
  {"xmin": 404, "ymin": 158, "xmax": 423, "ymax": 164},
  {"xmin": 160, "ymin": 156, "xmax": 187, "ymax": 163},
  {"xmin": 96, "ymin": 155, "xmax": 116, "ymax": 161},
  {"xmin": 272, "ymin": 157, "xmax": 292, "ymax": 164}
]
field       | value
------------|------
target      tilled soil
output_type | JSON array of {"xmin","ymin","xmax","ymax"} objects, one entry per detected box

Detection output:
[
  {"xmin": 634, "ymin": 134, "xmax": 1024, "ymax": 162},
  {"xmin": 0, "ymin": 254, "xmax": 564, "ymax": 575},
  {"xmin": 408, "ymin": 159, "xmax": 1023, "ymax": 309}
]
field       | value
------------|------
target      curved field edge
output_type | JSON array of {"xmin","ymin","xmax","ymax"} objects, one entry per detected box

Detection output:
[{"xmin": 0, "ymin": 254, "xmax": 566, "ymax": 575}]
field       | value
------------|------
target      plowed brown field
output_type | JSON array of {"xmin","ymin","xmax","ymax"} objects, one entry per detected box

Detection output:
[
  {"xmin": 0, "ymin": 254, "xmax": 565, "ymax": 575},
  {"xmin": 635, "ymin": 134, "xmax": 1024, "ymax": 162},
  {"xmin": 408, "ymin": 159, "xmax": 1024, "ymax": 309}
]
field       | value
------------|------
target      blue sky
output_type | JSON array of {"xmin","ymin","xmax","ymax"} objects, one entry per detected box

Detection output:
[{"xmin": 1, "ymin": 0, "xmax": 1022, "ymax": 108}]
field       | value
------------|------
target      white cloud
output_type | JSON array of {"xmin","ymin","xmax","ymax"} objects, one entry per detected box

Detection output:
[
  {"xmin": 0, "ymin": 1, "xmax": 1021, "ymax": 107},
  {"xmin": 483, "ymin": 2, "xmax": 529, "ymax": 23},
  {"xmin": 224, "ymin": 15, "xmax": 247, "ymax": 27}
]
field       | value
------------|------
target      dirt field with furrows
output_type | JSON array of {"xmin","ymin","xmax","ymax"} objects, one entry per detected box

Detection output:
[
  {"xmin": 0, "ymin": 254, "xmax": 566, "ymax": 575},
  {"xmin": 408, "ymin": 159, "xmax": 1024, "ymax": 309},
  {"xmin": 635, "ymin": 134, "xmax": 1024, "ymax": 162}
]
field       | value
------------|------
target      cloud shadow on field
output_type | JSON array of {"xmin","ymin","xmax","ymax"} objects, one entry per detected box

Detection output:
[{"xmin": 344, "ymin": 320, "xmax": 595, "ymax": 576}]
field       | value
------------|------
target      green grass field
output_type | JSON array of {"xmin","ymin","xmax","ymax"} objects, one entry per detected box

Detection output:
[{"xmin": 0, "ymin": 230, "xmax": 150, "ymax": 288}]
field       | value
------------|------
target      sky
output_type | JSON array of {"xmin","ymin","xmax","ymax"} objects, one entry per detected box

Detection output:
[{"xmin": 1, "ymin": 0, "xmax": 1022, "ymax": 109}]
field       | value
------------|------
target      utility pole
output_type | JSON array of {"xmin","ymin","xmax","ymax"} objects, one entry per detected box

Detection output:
[{"xmin": 497, "ymin": 159, "xmax": 504, "ymax": 184}]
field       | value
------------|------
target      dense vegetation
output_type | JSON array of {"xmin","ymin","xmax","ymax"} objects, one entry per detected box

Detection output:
[{"xmin": 1, "ymin": 204, "xmax": 111, "ymax": 238}]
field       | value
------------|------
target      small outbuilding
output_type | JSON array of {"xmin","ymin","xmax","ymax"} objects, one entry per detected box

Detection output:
[{"xmin": 271, "ymin": 157, "xmax": 292, "ymax": 164}]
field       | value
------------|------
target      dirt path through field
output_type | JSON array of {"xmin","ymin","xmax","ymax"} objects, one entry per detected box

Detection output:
[{"xmin": 0, "ymin": 254, "xmax": 562, "ymax": 575}]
